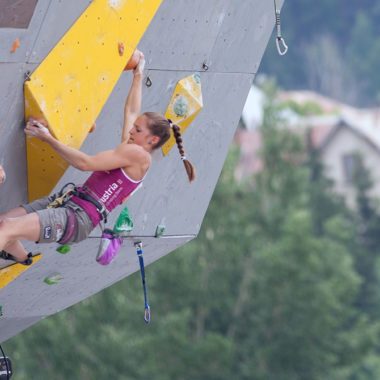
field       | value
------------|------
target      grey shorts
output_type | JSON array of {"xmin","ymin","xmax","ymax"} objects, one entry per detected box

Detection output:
[{"xmin": 22, "ymin": 194, "xmax": 94, "ymax": 244}]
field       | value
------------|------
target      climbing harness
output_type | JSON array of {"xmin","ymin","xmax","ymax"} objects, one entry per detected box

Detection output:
[
  {"xmin": 71, "ymin": 187, "xmax": 108, "ymax": 223},
  {"xmin": 0, "ymin": 344, "xmax": 12, "ymax": 379},
  {"xmin": 274, "ymin": 0, "xmax": 288, "ymax": 56},
  {"xmin": 46, "ymin": 182, "xmax": 109, "ymax": 244},
  {"xmin": 48, "ymin": 183, "xmax": 108, "ymax": 223},
  {"xmin": 135, "ymin": 241, "xmax": 151, "ymax": 324},
  {"xmin": 58, "ymin": 209, "xmax": 78, "ymax": 245}
]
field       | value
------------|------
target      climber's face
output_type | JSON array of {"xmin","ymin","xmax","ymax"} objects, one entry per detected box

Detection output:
[{"xmin": 129, "ymin": 115, "xmax": 159, "ymax": 149}]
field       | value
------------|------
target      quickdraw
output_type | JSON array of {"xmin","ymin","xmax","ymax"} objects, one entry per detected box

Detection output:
[
  {"xmin": 274, "ymin": 0, "xmax": 288, "ymax": 56},
  {"xmin": 135, "ymin": 241, "xmax": 151, "ymax": 324}
]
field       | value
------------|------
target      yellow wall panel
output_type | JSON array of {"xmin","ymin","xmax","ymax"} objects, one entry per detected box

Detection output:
[{"xmin": 162, "ymin": 73, "xmax": 203, "ymax": 156}]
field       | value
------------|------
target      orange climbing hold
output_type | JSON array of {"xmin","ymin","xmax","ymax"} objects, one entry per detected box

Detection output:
[
  {"xmin": 10, "ymin": 38, "xmax": 20, "ymax": 53},
  {"xmin": 89, "ymin": 123, "xmax": 96, "ymax": 133}
]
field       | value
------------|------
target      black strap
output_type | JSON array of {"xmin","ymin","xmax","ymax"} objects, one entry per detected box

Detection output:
[
  {"xmin": 0, "ymin": 251, "xmax": 33, "ymax": 265},
  {"xmin": 54, "ymin": 183, "xmax": 108, "ymax": 223},
  {"xmin": 72, "ymin": 189, "xmax": 108, "ymax": 223}
]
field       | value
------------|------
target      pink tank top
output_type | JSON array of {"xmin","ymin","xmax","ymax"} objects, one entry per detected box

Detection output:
[{"xmin": 70, "ymin": 168, "xmax": 145, "ymax": 226}]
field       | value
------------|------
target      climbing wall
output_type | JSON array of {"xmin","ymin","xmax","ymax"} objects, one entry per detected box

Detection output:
[{"xmin": 0, "ymin": 0, "xmax": 284, "ymax": 342}]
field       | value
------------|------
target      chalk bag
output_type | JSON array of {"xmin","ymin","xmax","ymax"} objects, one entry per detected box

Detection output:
[{"xmin": 96, "ymin": 228, "xmax": 122, "ymax": 265}]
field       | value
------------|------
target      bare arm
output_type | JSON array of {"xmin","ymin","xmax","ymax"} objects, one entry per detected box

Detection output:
[
  {"xmin": 25, "ymin": 122, "xmax": 148, "ymax": 172},
  {"xmin": 122, "ymin": 53, "xmax": 146, "ymax": 142}
]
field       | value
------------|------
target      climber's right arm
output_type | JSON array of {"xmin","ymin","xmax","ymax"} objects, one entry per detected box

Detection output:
[{"xmin": 122, "ymin": 53, "xmax": 145, "ymax": 143}]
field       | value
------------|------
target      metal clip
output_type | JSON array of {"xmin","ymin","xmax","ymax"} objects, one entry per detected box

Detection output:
[
  {"xmin": 276, "ymin": 37, "xmax": 288, "ymax": 56},
  {"xmin": 24, "ymin": 71, "xmax": 31, "ymax": 82},
  {"xmin": 144, "ymin": 305, "xmax": 151, "ymax": 324},
  {"xmin": 134, "ymin": 241, "xmax": 142, "ymax": 251},
  {"xmin": 145, "ymin": 75, "xmax": 152, "ymax": 87},
  {"xmin": 202, "ymin": 61, "xmax": 209, "ymax": 71}
]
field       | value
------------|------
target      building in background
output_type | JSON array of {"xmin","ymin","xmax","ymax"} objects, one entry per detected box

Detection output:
[{"xmin": 237, "ymin": 87, "xmax": 380, "ymax": 207}]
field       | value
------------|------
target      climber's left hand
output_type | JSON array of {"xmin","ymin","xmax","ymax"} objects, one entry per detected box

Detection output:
[{"xmin": 25, "ymin": 117, "xmax": 53, "ymax": 142}]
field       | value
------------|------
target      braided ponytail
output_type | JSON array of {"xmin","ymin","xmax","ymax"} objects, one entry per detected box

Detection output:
[
  {"xmin": 143, "ymin": 112, "xmax": 196, "ymax": 183},
  {"xmin": 171, "ymin": 123, "xmax": 195, "ymax": 182}
]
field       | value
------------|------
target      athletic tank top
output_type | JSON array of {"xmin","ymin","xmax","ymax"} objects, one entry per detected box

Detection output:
[{"xmin": 70, "ymin": 168, "xmax": 145, "ymax": 227}]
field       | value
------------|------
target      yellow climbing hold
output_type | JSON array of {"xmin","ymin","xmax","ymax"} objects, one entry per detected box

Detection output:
[
  {"xmin": 162, "ymin": 73, "xmax": 203, "ymax": 156},
  {"xmin": 25, "ymin": 0, "xmax": 163, "ymax": 201}
]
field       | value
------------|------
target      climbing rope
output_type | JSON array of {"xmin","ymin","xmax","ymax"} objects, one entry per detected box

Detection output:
[
  {"xmin": 0, "ymin": 344, "xmax": 11, "ymax": 380},
  {"xmin": 274, "ymin": 0, "xmax": 288, "ymax": 56},
  {"xmin": 135, "ymin": 242, "xmax": 151, "ymax": 324}
]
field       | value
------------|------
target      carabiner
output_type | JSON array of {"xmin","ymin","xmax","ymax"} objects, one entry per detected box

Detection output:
[
  {"xmin": 144, "ymin": 305, "xmax": 151, "ymax": 324},
  {"xmin": 276, "ymin": 37, "xmax": 288, "ymax": 56}
]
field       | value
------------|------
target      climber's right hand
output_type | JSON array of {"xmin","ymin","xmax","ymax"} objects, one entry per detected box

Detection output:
[{"xmin": 133, "ymin": 52, "xmax": 145, "ymax": 76}]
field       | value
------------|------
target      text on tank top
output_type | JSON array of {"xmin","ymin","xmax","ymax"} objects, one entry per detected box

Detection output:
[{"xmin": 70, "ymin": 168, "xmax": 144, "ymax": 226}]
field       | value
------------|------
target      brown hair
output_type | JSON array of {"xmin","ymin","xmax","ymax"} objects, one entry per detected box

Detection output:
[{"xmin": 143, "ymin": 112, "xmax": 195, "ymax": 182}]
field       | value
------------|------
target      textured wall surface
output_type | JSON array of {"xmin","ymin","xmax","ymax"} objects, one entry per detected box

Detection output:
[{"xmin": 0, "ymin": 0, "xmax": 284, "ymax": 342}]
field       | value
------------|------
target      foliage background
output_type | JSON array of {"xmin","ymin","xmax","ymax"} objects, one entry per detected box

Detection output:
[{"xmin": 261, "ymin": 0, "xmax": 380, "ymax": 106}]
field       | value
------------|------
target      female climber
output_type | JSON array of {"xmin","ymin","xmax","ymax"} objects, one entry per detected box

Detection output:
[{"xmin": 0, "ymin": 52, "xmax": 195, "ymax": 265}]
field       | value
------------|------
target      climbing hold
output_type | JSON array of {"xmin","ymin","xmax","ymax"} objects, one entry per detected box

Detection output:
[
  {"xmin": 113, "ymin": 206, "xmax": 133, "ymax": 233},
  {"xmin": 44, "ymin": 273, "xmax": 63, "ymax": 285},
  {"xmin": 0, "ymin": 306, "xmax": 2, "ymax": 317},
  {"xmin": 162, "ymin": 73, "xmax": 203, "ymax": 155},
  {"xmin": 89, "ymin": 123, "xmax": 96, "ymax": 133},
  {"xmin": 0, "ymin": 166, "xmax": 5, "ymax": 184},
  {"xmin": 10, "ymin": 38, "xmax": 20, "ymax": 53},
  {"xmin": 56, "ymin": 245, "xmax": 70, "ymax": 254},
  {"xmin": 173, "ymin": 95, "xmax": 189, "ymax": 117},
  {"xmin": 118, "ymin": 42, "xmax": 124, "ymax": 56},
  {"xmin": 155, "ymin": 224, "xmax": 166, "ymax": 238},
  {"xmin": 124, "ymin": 49, "xmax": 141, "ymax": 71}
]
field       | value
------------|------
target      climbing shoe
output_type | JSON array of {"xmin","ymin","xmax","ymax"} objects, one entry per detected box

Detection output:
[{"xmin": 0, "ymin": 250, "xmax": 33, "ymax": 266}]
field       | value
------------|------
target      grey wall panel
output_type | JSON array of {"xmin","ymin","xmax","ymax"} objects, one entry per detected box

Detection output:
[
  {"xmin": 0, "ymin": 63, "xmax": 30, "ymax": 210},
  {"xmin": 0, "ymin": 316, "xmax": 43, "ymax": 344},
  {"xmin": 0, "ymin": 63, "xmax": 38, "ymax": 213},
  {"xmin": 0, "ymin": 1, "xmax": 51, "ymax": 63},
  {"xmin": 0, "ymin": 235, "xmax": 193, "ymax": 342},
  {"xmin": 209, "ymin": 0, "xmax": 276, "ymax": 73},
  {"xmin": 139, "ymin": 0, "xmax": 228, "ymax": 71},
  {"xmin": 28, "ymin": 0, "xmax": 92, "ymax": 64}
]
